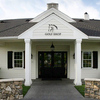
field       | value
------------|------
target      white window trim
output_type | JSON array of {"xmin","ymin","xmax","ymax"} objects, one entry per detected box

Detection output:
[
  {"xmin": 13, "ymin": 51, "xmax": 24, "ymax": 69},
  {"xmin": 82, "ymin": 51, "xmax": 93, "ymax": 68}
]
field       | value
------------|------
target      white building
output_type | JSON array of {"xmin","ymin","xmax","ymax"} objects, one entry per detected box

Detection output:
[{"xmin": 0, "ymin": 3, "xmax": 100, "ymax": 86}]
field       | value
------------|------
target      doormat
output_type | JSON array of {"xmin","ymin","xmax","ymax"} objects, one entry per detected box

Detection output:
[{"xmin": 42, "ymin": 78, "xmax": 62, "ymax": 81}]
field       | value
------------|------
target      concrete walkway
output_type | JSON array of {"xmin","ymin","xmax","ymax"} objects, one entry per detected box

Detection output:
[{"xmin": 23, "ymin": 79, "xmax": 95, "ymax": 100}]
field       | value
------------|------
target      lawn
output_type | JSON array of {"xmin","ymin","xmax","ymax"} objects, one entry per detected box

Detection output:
[
  {"xmin": 75, "ymin": 85, "xmax": 85, "ymax": 96},
  {"xmin": 22, "ymin": 85, "xmax": 31, "ymax": 96}
]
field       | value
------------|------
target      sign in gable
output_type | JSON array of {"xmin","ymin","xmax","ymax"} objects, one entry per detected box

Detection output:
[
  {"xmin": 31, "ymin": 18, "xmax": 75, "ymax": 39},
  {"xmin": 45, "ymin": 24, "xmax": 61, "ymax": 36}
]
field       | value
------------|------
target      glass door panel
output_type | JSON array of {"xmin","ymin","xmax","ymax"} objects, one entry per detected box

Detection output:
[
  {"xmin": 42, "ymin": 52, "xmax": 52, "ymax": 78},
  {"xmin": 38, "ymin": 53, "xmax": 44, "ymax": 78},
  {"xmin": 64, "ymin": 53, "xmax": 67, "ymax": 76},
  {"xmin": 44, "ymin": 53, "xmax": 51, "ymax": 67},
  {"xmin": 54, "ymin": 53, "xmax": 62, "ymax": 67}
]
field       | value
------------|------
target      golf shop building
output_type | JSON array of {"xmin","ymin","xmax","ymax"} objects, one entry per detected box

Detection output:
[{"xmin": 0, "ymin": 3, "xmax": 100, "ymax": 86}]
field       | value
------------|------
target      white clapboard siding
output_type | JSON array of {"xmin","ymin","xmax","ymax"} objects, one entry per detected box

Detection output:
[{"xmin": 33, "ymin": 19, "xmax": 73, "ymax": 34}]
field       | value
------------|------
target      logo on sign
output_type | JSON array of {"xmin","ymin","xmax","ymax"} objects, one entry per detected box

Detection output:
[
  {"xmin": 45, "ymin": 24, "xmax": 61, "ymax": 36},
  {"xmin": 48, "ymin": 24, "xmax": 58, "ymax": 33}
]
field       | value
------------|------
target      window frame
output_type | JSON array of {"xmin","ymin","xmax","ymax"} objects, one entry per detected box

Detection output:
[
  {"xmin": 13, "ymin": 51, "xmax": 24, "ymax": 69},
  {"xmin": 82, "ymin": 51, "xmax": 93, "ymax": 68}
]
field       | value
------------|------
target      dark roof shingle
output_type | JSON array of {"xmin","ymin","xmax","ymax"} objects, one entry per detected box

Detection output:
[
  {"xmin": 0, "ymin": 18, "xmax": 36, "ymax": 37},
  {"xmin": 71, "ymin": 19, "xmax": 100, "ymax": 36}
]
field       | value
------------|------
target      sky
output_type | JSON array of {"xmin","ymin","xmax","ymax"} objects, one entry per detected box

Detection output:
[{"xmin": 0, "ymin": 0, "xmax": 100, "ymax": 20}]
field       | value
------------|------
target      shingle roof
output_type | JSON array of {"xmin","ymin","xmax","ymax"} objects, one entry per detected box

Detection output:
[
  {"xmin": 71, "ymin": 19, "xmax": 100, "ymax": 37},
  {"xmin": 0, "ymin": 18, "xmax": 100, "ymax": 37},
  {"xmin": 0, "ymin": 18, "xmax": 36, "ymax": 37}
]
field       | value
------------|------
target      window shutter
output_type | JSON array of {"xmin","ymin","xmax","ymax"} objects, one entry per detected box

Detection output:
[
  {"xmin": 8, "ymin": 51, "xmax": 13, "ymax": 69},
  {"xmin": 23, "ymin": 51, "xmax": 25, "ymax": 68},
  {"xmin": 93, "ymin": 51, "xmax": 98, "ymax": 69}
]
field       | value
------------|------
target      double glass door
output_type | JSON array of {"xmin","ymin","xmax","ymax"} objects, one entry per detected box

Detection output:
[{"xmin": 38, "ymin": 52, "xmax": 67, "ymax": 79}]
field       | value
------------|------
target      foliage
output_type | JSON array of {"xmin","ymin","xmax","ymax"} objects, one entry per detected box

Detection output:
[
  {"xmin": 75, "ymin": 85, "xmax": 85, "ymax": 96},
  {"xmin": 22, "ymin": 85, "xmax": 31, "ymax": 96}
]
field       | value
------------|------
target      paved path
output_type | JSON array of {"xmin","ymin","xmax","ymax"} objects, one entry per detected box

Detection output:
[{"xmin": 23, "ymin": 79, "xmax": 95, "ymax": 100}]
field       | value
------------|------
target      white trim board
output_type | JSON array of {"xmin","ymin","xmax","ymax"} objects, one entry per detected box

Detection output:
[
  {"xmin": 0, "ymin": 36, "xmax": 18, "ymax": 39},
  {"xmin": 30, "ymin": 8, "xmax": 76, "ymax": 23},
  {"xmin": 88, "ymin": 36, "xmax": 100, "ymax": 40}
]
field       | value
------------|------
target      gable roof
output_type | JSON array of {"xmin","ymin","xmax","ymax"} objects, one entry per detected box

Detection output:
[{"xmin": 0, "ymin": 18, "xmax": 100, "ymax": 37}]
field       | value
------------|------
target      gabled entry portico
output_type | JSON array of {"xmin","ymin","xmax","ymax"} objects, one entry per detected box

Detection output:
[
  {"xmin": 18, "ymin": 3, "xmax": 88, "ymax": 86},
  {"xmin": 24, "ymin": 39, "xmax": 83, "ymax": 86}
]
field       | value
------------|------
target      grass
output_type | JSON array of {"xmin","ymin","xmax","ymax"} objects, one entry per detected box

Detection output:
[
  {"xmin": 75, "ymin": 85, "xmax": 85, "ymax": 96},
  {"xmin": 22, "ymin": 85, "xmax": 31, "ymax": 96}
]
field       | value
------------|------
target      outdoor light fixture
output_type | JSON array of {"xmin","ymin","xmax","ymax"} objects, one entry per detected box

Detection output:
[
  {"xmin": 50, "ymin": 42, "xmax": 55, "ymax": 51},
  {"xmin": 31, "ymin": 54, "xmax": 33, "ymax": 59},
  {"xmin": 73, "ymin": 53, "xmax": 75, "ymax": 59}
]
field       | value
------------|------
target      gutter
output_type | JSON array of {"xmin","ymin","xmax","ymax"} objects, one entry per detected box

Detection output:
[
  {"xmin": 0, "ymin": 36, "xmax": 18, "ymax": 39},
  {"xmin": 88, "ymin": 36, "xmax": 100, "ymax": 40}
]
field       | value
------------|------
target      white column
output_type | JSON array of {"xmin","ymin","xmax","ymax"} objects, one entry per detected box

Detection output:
[
  {"xmin": 24, "ymin": 39, "xmax": 32, "ymax": 86},
  {"xmin": 74, "ymin": 39, "xmax": 82, "ymax": 85},
  {"xmin": 33, "ymin": 45, "xmax": 37, "ymax": 79}
]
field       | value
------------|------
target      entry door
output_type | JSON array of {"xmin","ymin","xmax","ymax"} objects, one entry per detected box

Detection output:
[
  {"xmin": 53, "ymin": 53, "xmax": 64, "ymax": 78},
  {"xmin": 38, "ymin": 52, "xmax": 67, "ymax": 79}
]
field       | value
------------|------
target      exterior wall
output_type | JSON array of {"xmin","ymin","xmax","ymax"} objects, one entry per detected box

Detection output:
[
  {"xmin": 69, "ymin": 43, "xmax": 75, "ymax": 79},
  {"xmin": 0, "ymin": 42, "xmax": 35, "ymax": 79},
  {"xmin": 69, "ymin": 42, "xmax": 100, "ymax": 79},
  {"xmin": 0, "ymin": 41, "xmax": 100, "ymax": 80},
  {"xmin": 0, "ymin": 42, "xmax": 25, "ymax": 79},
  {"xmin": 70, "ymin": 42, "xmax": 100, "ymax": 79},
  {"xmin": 81, "ymin": 42, "xmax": 100, "ymax": 79}
]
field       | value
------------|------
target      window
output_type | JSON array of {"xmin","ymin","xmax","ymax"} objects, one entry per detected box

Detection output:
[
  {"xmin": 82, "ymin": 52, "xmax": 92, "ymax": 68},
  {"xmin": 13, "ymin": 52, "xmax": 24, "ymax": 68}
]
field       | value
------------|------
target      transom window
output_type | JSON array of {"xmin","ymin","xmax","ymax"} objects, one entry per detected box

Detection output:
[
  {"xmin": 82, "ymin": 52, "xmax": 92, "ymax": 68},
  {"xmin": 13, "ymin": 52, "xmax": 23, "ymax": 68}
]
